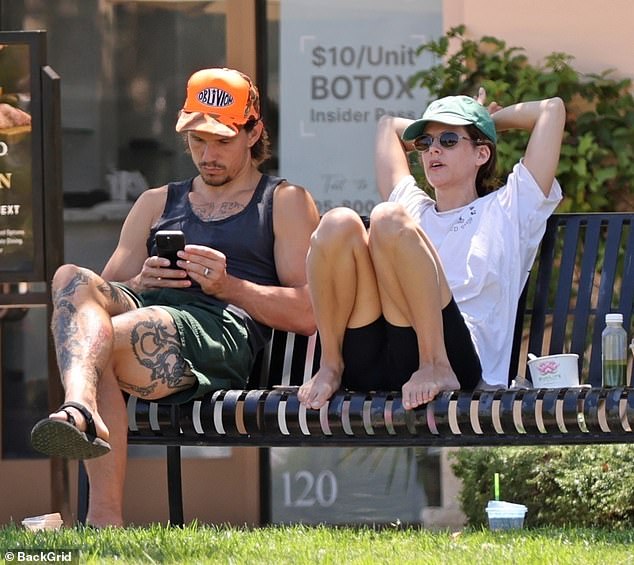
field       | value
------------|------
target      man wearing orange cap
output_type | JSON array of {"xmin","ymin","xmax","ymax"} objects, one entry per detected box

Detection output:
[{"xmin": 30, "ymin": 68, "xmax": 320, "ymax": 526}]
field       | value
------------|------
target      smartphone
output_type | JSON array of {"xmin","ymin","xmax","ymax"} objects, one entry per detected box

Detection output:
[{"xmin": 155, "ymin": 230, "xmax": 185, "ymax": 269}]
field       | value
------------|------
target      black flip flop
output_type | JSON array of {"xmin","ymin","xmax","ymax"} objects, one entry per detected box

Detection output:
[{"xmin": 31, "ymin": 401, "xmax": 111, "ymax": 459}]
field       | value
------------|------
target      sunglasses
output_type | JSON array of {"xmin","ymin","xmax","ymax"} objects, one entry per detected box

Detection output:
[{"xmin": 413, "ymin": 131, "xmax": 477, "ymax": 152}]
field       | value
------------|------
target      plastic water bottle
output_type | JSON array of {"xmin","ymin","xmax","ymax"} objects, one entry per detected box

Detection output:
[{"xmin": 601, "ymin": 313, "xmax": 628, "ymax": 386}]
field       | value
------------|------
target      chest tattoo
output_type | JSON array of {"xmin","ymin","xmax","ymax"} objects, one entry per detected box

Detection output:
[{"xmin": 190, "ymin": 200, "xmax": 246, "ymax": 221}]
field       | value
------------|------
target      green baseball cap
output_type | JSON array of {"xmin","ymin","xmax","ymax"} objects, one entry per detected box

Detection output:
[{"xmin": 402, "ymin": 95, "xmax": 497, "ymax": 144}]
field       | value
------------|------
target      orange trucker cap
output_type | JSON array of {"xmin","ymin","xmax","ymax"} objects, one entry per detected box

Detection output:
[{"xmin": 175, "ymin": 68, "xmax": 260, "ymax": 136}]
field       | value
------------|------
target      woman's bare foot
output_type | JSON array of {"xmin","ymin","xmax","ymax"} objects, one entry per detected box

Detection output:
[
  {"xmin": 401, "ymin": 364, "xmax": 460, "ymax": 409},
  {"xmin": 298, "ymin": 366, "xmax": 343, "ymax": 410}
]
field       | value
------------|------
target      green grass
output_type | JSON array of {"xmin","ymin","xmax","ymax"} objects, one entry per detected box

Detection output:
[{"xmin": 1, "ymin": 522, "xmax": 633, "ymax": 564}]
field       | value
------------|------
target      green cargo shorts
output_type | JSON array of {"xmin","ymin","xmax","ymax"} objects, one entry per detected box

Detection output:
[{"xmin": 113, "ymin": 284, "xmax": 254, "ymax": 404}]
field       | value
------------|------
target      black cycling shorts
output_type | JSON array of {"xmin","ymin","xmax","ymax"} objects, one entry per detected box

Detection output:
[{"xmin": 341, "ymin": 298, "xmax": 481, "ymax": 392}]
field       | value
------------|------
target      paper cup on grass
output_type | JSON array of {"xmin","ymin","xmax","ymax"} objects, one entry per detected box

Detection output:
[
  {"xmin": 527, "ymin": 353, "xmax": 579, "ymax": 388},
  {"xmin": 22, "ymin": 512, "xmax": 64, "ymax": 531}
]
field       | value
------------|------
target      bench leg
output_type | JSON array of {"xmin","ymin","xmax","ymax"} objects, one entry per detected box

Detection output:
[
  {"xmin": 259, "ymin": 447, "xmax": 271, "ymax": 524},
  {"xmin": 167, "ymin": 445, "xmax": 184, "ymax": 526},
  {"xmin": 77, "ymin": 461, "xmax": 89, "ymax": 525}
]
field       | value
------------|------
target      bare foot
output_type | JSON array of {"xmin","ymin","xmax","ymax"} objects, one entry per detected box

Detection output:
[
  {"xmin": 401, "ymin": 364, "xmax": 460, "ymax": 409},
  {"xmin": 85, "ymin": 512, "xmax": 124, "ymax": 528},
  {"xmin": 298, "ymin": 366, "xmax": 343, "ymax": 410}
]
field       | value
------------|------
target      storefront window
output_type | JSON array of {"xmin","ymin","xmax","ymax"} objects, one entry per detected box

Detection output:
[{"xmin": 1, "ymin": 0, "xmax": 227, "ymax": 205}]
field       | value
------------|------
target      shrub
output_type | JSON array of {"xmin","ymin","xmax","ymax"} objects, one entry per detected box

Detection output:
[
  {"xmin": 409, "ymin": 25, "xmax": 634, "ymax": 212},
  {"xmin": 450, "ymin": 445, "xmax": 634, "ymax": 528}
]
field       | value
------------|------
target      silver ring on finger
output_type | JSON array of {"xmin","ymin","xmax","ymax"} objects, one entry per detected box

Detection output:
[{"xmin": 203, "ymin": 267, "xmax": 210, "ymax": 277}]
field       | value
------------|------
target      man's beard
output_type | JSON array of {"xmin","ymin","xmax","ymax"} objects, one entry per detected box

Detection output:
[
  {"xmin": 198, "ymin": 162, "xmax": 231, "ymax": 186},
  {"xmin": 201, "ymin": 172, "xmax": 231, "ymax": 186}
]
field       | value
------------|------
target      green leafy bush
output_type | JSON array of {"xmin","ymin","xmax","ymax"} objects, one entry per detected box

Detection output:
[
  {"xmin": 450, "ymin": 445, "xmax": 634, "ymax": 528},
  {"xmin": 410, "ymin": 25, "xmax": 634, "ymax": 212}
]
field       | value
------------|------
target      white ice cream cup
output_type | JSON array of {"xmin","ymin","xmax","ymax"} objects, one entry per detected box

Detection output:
[{"xmin": 527, "ymin": 353, "xmax": 580, "ymax": 388}]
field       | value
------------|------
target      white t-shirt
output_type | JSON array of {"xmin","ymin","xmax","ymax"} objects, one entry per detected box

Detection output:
[{"xmin": 388, "ymin": 161, "xmax": 563, "ymax": 386}]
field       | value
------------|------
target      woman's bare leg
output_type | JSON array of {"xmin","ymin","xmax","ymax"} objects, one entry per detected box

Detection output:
[
  {"xmin": 298, "ymin": 208, "xmax": 381, "ymax": 409},
  {"xmin": 368, "ymin": 202, "xmax": 459, "ymax": 408}
]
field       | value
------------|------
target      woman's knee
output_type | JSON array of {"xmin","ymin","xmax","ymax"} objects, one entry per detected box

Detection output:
[
  {"xmin": 310, "ymin": 207, "xmax": 367, "ymax": 250},
  {"xmin": 369, "ymin": 202, "xmax": 416, "ymax": 246}
]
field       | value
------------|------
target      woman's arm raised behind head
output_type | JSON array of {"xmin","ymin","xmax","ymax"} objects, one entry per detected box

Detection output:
[
  {"xmin": 492, "ymin": 97, "xmax": 566, "ymax": 197},
  {"xmin": 374, "ymin": 115, "xmax": 417, "ymax": 201}
]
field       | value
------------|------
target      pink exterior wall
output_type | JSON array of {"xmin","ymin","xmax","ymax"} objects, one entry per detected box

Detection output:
[
  {"xmin": 0, "ymin": 451, "xmax": 260, "ymax": 527},
  {"xmin": 445, "ymin": 1, "xmax": 634, "ymax": 80}
]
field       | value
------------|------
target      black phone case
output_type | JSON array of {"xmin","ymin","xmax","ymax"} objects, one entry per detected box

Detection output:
[{"xmin": 155, "ymin": 230, "xmax": 185, "ymax": 269}]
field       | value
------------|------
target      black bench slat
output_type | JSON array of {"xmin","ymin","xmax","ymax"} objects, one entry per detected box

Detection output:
[
  {"xmin": 324, "ymin": 392, "xmax": 348, "ymax": 436},
  {"xmin": 549, "ymin": 215, "xmax": 582, "ymax": 355},
  {"xmin": 455, "ymin": 391, "xmax": 476, "ymax": 435},
  {"xmin": 561, "ymin": 388, "xmax": 586, "ymax": 433},
  {"xmin": 569, "ymin": 216, "xmax": 602, "ymax": 380},
  {"xmin": 476, "ymin": 390, "xmax": 498, "ymax": 435},
  {"xmin": 388, "ymin": 398, "xmax": 416, "ymax": 435},
  {"xmin": 206, "ymin": 390, "xmax": 227, "ymax": 437},
  {"xmin": 627, "ymin": 392, "xmax": 634, "ymax": 430},
  {"xmin": 604, "ymin": 387, "xmax": 627, "ymax": 432},
  {"xmin": 348, "ymin": 393, "xmax": 371, "ymax": 435},
  {"xmin": 303, "ymin": 402, "xmax": 324, "ymax": 435},
  {"xmin": 498, "ymin": 389, "xmax": 518, "ymax": 435},
  {"xmin": 282, "ymin": 393, "xmax": 305, "ymax": 435},
  {"xmin": 620, "ymin": 222, "xmax": 634, "ymax": 314},
  {"xmin": 518, "ymin": 389, "xmax": 541, "ymax": 435},
  {"xmin": 176, "ymin": 401, "xmax": 196, "ymax": 437},
  {"xmin": 540, "ymin": 388, "xmax": 562, "ymax": 433},
  {"xmin": 262, "ymin": 392, "xmax": 284, "ymax": 435},
  {"xmin": 526, "ymin": 214, "xmax": 560, "ymax": 359},
  {"xmin": 242, "ymin": 389, "xmax": 266, "ymax": 436},
  {"xmin": 127, "ymin": 397, "xmax": 176, "ymax": 437},
  {"xmin": 429, "ymin": 391, "xmax": 454, "ymax": 435},
  {"xmin": 581, "ymin": 388, "xmax": 605, "ymax": 433},
  {"xmin": 361, "ymin": 392, "xmax": 388, "ymax": 436},
  {"xmin": 599, "ymin": 216, "xmax": 626, "ymax": 305},
  {"xmin": 589, "ymin": 216, "xmax": 632, "ymax": 384},
  {"xmin": 219, "ymin": 390, "xmax": 247, "ymax": 437}
]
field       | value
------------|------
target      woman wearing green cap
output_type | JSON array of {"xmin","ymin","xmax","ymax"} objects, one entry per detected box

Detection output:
[{"xmin": 298, "ymin": 90, "xmax": 565, "ymax": 411}]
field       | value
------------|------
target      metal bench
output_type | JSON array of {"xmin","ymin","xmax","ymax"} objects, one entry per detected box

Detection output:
[{"xmin": 78, "ymin": 212, "xmax": 634, "ymax": 525}]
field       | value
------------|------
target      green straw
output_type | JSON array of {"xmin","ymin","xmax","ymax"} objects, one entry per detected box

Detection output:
[{"xmin": 494, "ymin": 472, "xmax": 500, "ymax": 501}]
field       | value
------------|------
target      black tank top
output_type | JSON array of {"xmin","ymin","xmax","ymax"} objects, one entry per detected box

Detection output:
[{"xmin": 146, "ymin": 174, "xmax": 284, "ymax": 350}]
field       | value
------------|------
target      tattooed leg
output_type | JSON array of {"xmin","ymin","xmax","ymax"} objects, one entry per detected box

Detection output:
[
  {"xmin": 47, "ymin": 264, "xmax": 136, "ymax": 438},
  {"xmin": 52, "ymin": 265, "xmax": 135, "ymax": 317},
  {"xmin": 117, "ymin": 311, "xmax": 195, "ymax": 398},
  {"xmin": 80, "ymin": 309, "xmax": 190, "ymax": 527}
]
